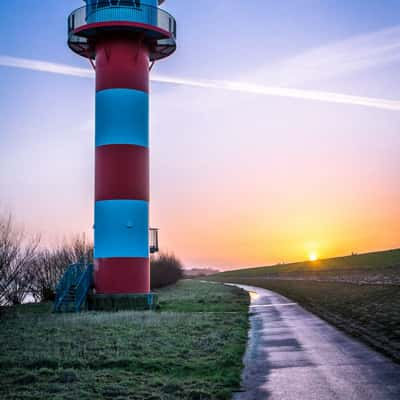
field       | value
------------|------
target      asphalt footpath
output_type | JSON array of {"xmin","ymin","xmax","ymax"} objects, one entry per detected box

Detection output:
[{"xmin": 231, "ymin": 284, "xmax": 400, "ymax": 400}]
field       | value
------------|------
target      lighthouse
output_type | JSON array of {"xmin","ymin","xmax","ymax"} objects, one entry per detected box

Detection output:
[{"xmin": 67, "ymin": 0, "xmax": 176, "ymax": 303}]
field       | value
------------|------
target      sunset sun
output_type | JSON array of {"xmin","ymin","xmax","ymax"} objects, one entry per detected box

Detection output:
[{"xmin": 309, "ymin": 252, "xmax": 318, "ymax": 262}]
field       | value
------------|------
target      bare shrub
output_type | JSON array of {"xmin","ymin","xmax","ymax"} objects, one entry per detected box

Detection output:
[
  {"xmin": 151, "ymin": 252, "xmax": 184, "ymax": 289},
  {"xmin": 0, "ymin": 213, "xmax": 39, "ymax": 306},
  {"xmin": 30, "ymin": 236, "xmax": 93, "ymax": 302}
]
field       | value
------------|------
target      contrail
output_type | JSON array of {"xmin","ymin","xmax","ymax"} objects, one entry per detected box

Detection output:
[
  {"xmin": 255, "ymin": 25, "xmax": 400, "ymax": 87},
  {"xmin": 153, "ymin": 75, "xmax": 400, "ymax": 111},
  {"xmin": 1, "ymin": 55, "xmax": 400, "ymax": 111},
  {"xmin": 0, "ymin": 55, "xmax": 94, "ymax": 79}
]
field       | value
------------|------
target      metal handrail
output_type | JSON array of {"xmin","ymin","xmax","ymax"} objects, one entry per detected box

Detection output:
[
  {"xmin": 149, "ymin": 228, "xmax": 159, "ymax": 254},
  {"xmin": 54, "ymin": 263, "xmax": 87, "ymax": 312},
  {"xmin": 68, "ymin": 2, "xmax": 177, "ymax": 40},
  {"xmin": 55, "ymin": 264, "xmax": 82, "ymax": 301},
  {"xmin": 75, "ymin": 264, "xmax": 93, "ymax": 311}
]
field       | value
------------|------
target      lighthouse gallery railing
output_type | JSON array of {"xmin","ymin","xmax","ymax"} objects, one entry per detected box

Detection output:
[{"xmin": 68, "ymin": 2, "xmax": 177, "ymax": 40}]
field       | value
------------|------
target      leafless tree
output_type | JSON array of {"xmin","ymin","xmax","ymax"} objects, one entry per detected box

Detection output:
[
  {"xmin": 0, "ymin": 213, "xmax": 40, "ymax": 306},
  {"xmin": 29, "ymin": 236, "xmax": 93, "ymax": 302}
]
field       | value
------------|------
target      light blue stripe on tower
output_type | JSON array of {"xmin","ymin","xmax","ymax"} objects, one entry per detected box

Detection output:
[
  {"xmin": 94, "ymin": 200, "xmax": 149, "ymax": 258},
  {"xmin": 96, "ymin": 88, "xmax": 149, "ymax": 148}
]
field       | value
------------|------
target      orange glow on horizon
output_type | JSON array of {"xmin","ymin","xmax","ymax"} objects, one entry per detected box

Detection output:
[{"xmin": 4, "ymin": 82, "xmax": 400, "ymax": 271}]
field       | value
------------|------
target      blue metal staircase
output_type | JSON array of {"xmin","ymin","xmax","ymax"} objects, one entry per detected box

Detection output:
[{"xmin": 53, "ymin": 263, "xmax": 93, "ymax": 313}]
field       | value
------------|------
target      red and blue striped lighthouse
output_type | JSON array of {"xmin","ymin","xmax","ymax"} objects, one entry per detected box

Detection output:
[{"xmin": 67, "ymin": 0, "xmax": 176, "ymax": 299}]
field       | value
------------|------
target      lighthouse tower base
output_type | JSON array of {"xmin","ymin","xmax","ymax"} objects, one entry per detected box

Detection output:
[{"xmin": 87, "ymin": 293, "xmax": 159, "ymax": 311}]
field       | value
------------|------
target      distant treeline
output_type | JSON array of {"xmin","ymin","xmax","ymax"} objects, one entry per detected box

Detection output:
[{"xmin": 0, "ymin": 213, "xmax": 183, "ymax": 306}]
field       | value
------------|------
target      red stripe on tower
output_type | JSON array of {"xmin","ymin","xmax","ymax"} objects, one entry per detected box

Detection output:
[
  {"xmin": 95, "ymin": 258, "xmax": 150, "ymax": 294},
  {"xmin": 95, "ymin": 144, "xmax": 149, "ymax": 201},
  {"xmin": 95, "ymin": 36, "xmax": 150, "ymax": 93}
]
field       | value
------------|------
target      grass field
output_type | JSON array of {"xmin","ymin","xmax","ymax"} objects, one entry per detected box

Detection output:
[
  {"xmin": 0, "ymin": 280, "xmax": 249, "ymax": 400},
  {"xmin": 215, "ymin": 248, "xmax": 400, "ymax": 285},
  {"xmin": 209, "ymin": 249, "xmax": 400, "ymax": 363}
]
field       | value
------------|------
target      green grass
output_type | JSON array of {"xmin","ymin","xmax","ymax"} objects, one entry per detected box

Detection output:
[
  {"xmin": 0, "ymin": 280, "xmax": 249, "ymax": 400},
  {"xmin": 158, "ymin": 280, "xmax": 248, "ymax": 312},
  {"xmin": 209, "ymin": 248, "xmax": 400, "ymax": 363}
]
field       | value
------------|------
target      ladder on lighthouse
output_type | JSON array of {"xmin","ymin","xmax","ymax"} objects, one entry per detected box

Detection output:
[{"xmin": 53, "ymin": 263, "xmax": 93, "ymax": 313}]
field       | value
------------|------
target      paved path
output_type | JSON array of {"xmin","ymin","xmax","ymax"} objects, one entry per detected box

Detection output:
[{"xmin": 231, "ymin": 284, "xmax": 400, "ymax": 400}]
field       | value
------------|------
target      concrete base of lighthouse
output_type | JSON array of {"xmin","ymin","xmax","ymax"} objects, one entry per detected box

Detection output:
[{"xmin": 87, "ymin": 292, "xmax": 158, "ymax": 311}]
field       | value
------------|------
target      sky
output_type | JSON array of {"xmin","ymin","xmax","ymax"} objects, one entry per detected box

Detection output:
[{"xmin": 0, "ymin": 0, "xmax": 399, "ymax": 269}]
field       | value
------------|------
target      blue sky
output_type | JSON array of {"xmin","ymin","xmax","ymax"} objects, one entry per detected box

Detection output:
[{"xmin": 1, "ymin": 1, "xmax": 400, "ymax": 268}]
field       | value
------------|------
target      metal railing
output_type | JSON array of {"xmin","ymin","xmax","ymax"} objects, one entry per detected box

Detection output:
[
  {"xmin": 149, "ymin": 228, "xmax": 159, "ymax": 254},
  {"xmin": 68, "ymin": 2, "xmax": 176, "ymax": 40},
  {"xmin": 54, "ymin": 264, "xmax": 84, "ymax": 304},
  {"xmin": 54, "ymin": 263, "xmax": 89, "ymax": 312},
  {"xmin": 75, "ymin": 264, "xmax": 94, "ymax": 311}
]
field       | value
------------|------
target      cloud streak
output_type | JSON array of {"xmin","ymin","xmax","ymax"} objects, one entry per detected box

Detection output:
[
  {"xmin": 153, "ymin": 75, "xmax": 400, "ymax": 111},
  {"xmin": 254, "ymin": 25, "xmax": 400, "ymax": 86},
  {"xmin": 0, "ymin": 55, "xmax": 94, "ymax": 79},
  {"xmin": 1, "ymin": 55, "xmax": 400, "ymax": 111}
]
